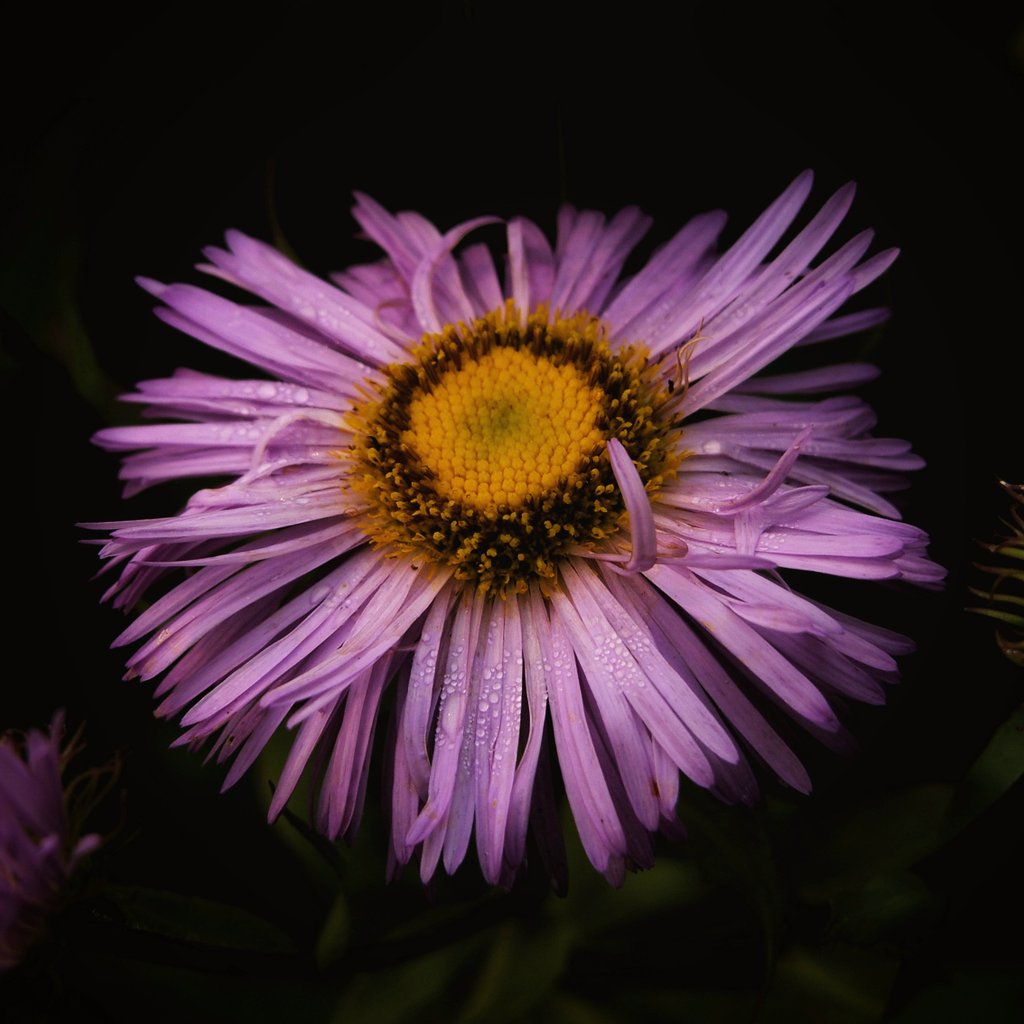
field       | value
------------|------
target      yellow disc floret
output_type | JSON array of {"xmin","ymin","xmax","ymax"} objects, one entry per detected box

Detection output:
[
  {"xmin": 347, "ymin": 303, "xmax": 677, "ymax": 596},
  {"xmin": 403, "ymin": 346, "xmax": 605, "ymax": 510}
]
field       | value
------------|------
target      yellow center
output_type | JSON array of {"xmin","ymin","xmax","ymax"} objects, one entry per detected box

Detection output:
[
  {"xmin": 403, "ymin": 346, "xmax": 604, "ymax": 510},
  {"xmin": 347, "ymin": 304, "xmax": 677, "ymax": 596}
]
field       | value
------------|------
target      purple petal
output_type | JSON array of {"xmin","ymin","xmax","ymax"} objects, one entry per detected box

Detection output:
[{"xmin": 607, "ymin": 437, "xmax": 657, "ymax": 572}]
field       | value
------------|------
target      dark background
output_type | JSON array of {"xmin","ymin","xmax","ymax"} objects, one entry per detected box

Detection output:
[{"xmin": 2, "ymin": 4, "xmax": 1022, "ymax": 1021}]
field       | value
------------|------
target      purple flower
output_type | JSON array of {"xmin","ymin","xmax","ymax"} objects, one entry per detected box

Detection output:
[
  {"xmin": 91, "ymin": 173, "xmax": 941, "ymax": 885},
  {"xmin": 0, "ymin": 714, "xmax": 101, "ymax": 970}
]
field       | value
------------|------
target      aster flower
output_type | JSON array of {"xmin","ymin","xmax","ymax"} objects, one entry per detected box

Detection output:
[
  {"xmin": 0, "ymin": 713, "xmax": 102, "ymax": 970},
  {"xmin": 90, "ymin": 172, "xmax": 941, "ymax": 886}
]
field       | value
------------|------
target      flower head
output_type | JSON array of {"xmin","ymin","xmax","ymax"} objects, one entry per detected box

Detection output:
[
  {"xmin": 0, "ymin": 713, "xmax": 102, "ymax": 970},
  {"xmin": 91, "ymin": 173, "xmax": 941, "ymax": 885}
]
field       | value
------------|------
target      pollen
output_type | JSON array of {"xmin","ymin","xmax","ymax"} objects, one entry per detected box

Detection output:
[{"xmin": 347, "ymin": 304, "xmax": 676, "ymax": 596}]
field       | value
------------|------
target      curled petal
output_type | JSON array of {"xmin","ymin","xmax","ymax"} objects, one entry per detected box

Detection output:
[{"xmin": 607, "ymin": 437, "xmax": 657, "ymax": 573}]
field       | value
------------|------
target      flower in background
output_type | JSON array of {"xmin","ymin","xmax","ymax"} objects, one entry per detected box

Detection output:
[
  {"xmin": 971, "ymin": 481, "xmax": 1024, "ymax": 667},
  {"xmin": 0, "ymin": 713, "xmax": 103, "ymax": 970},
  {"xmin": 91, "ymin": 173, "xmax": 941, "ymax": 885}
]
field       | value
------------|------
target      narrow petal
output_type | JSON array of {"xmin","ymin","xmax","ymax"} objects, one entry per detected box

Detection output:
[
  {"xmin": 411, "ymin": 216, "xmax": 502, "ymax": 333},
  {"xmin": 473, "ymin": 597, "xmax": 524, "ymax": 883},
  {"xmin": 504, "ymin": 593, "xmax": 552, "ymax": 869},
  {"xmin": 407, "ymin": 590, "xmax": 485, "ymax": 847},
  {"xmin": 645, "ymin": 565, "xmax": 839, "ymax": 730},
  {"xmin": 644, "ymin": 170, "xmax": 815, "ymax": 352},
  {"xmin": 607, "ymin": 437, "xmax": 657, "ymax": 572},
  {"xmin": 526, "ymin": 589, "xmax": 626, "ymax": 872},
  {"xmin": 202, "ymin": 232, "xmax": 410, "ymax": 364}
]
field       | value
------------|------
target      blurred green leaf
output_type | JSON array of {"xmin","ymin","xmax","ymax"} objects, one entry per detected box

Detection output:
[
  {"xmin": 889, "ymin": 967, "xmax": 1024, "ymax": 1023},
  {"xmin": 315, "ymin": 891, "xmax": 351, "ymax": 969},
  {"xmin": 458, "ymin": 918, "xmax": 572, "ymax": 1024},
  {"xmin": 759, "ymin": 942, "xmax": 899, "ymax": 1024},
  {"xmin": 601, "ymin": 987, "xmax": 756, "ymax": 1024},
  {"xmin": 331, "ymin": 938, "xmax": 473, "ymax": 1024},
  {"xmin": 276, "ymin": 800, "xmax": 349, "ymax": 881},
  {"xmin": 102, "ymin": 883, "xmax": 295, "ymax": 954},
  {"xmin": 553, "ymin": 857, "xmax": 705, "ymax": 936},
  {"xmin": 797, "ymin": 785, "xmax": 953, "ymax": 900},
  {"xmin": 655, "ymin": 788, "xmax": 788, "ymax": 975},
  {"xmin": 74, "ymin": 953, "xmax": 335, "ymax": 1024},
  {"xmin": 378, "ymin": 888, "xmax": 506, "ymax": 948},
  {"xmin": 534, "ymin": 992, "xmax": 625, "ymax": 1024},
  {"xmin": 829, "ymin": 871, "xmax": 940, "ymax": 946},
  {"xmin": 949, "ymin": 701, "xmax": 1024, "ymax": 829},
  {"xmin": 0, "ymin": 229, "xmax": 121, "ymax": 419}
]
